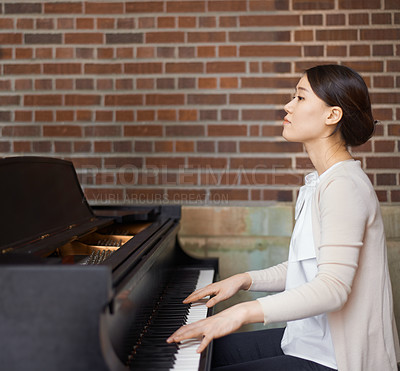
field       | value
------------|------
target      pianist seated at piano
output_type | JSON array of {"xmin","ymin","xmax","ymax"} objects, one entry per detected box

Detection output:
[{"xmin": 167, "ymin": 65, "xmax": 400, "ymax": 371}]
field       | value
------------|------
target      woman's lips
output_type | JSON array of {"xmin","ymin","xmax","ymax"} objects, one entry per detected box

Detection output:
[{"xmin": 283, "ymin": 118, "xmax": 291, "ymax": 125}]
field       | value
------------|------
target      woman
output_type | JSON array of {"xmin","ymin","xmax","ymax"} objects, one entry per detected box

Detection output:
[{"xmin": 167, "ymin": 65, "xmax": 400, "ymax": 370}]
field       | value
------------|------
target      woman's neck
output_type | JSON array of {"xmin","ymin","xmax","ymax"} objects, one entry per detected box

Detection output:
[{"xmin": 305, "ymin": 139, "xmax": 353, "ymax": 175}]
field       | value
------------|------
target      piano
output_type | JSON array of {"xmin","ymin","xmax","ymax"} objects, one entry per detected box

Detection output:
[{"xmin": 0, "ymin": 156, "xmax": 218, "ymax": 371}]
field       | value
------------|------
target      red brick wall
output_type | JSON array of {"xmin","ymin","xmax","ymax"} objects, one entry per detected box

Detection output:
[{"xmin": 1, "ymin": 0, "xmax": 399, "ymax": 205}]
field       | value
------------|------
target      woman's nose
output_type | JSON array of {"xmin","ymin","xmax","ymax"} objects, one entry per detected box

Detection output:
[{"xmin": 284, "ymin": 100, "xmax": 292, "ymax": 113}]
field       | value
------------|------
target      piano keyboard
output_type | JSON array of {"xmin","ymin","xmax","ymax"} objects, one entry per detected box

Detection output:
[
  {"xmin": 128, "ymin": 269, "xmax": 214, "ymax": 371},
  {"xmin": 172, "ymin": 269, "xmax": 214, "ymax": 370}
]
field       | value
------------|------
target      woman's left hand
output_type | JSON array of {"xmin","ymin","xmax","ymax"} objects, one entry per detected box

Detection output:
[{"xmin": 166, "ymin": 301, "xmax": 264, "ymax": 353}]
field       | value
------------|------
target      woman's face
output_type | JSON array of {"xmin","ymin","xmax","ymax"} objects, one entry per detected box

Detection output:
[{"xmin": 283, "ymin": 74, "xmax": 334, "ymax": 145}]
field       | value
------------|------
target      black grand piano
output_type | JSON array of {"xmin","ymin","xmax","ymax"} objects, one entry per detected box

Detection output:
[{"xmin": 0, "ymin": 156, "xmax": 218, "ymax": 371}]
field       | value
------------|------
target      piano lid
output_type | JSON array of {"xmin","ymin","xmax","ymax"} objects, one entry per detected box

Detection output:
[{"xmin": 0, "ymin": 156, "xmax": 99, "ymax": 252}]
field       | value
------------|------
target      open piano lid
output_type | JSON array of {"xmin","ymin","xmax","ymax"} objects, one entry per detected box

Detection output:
[{"xmin": 0, "ymin": 156, "xmax": 109, "ymax": 255}]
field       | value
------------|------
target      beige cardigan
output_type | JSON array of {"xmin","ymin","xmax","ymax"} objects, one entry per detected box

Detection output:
[{"xmin": 248, "ymin": 160, "xmax": 400, "ymax": 371}]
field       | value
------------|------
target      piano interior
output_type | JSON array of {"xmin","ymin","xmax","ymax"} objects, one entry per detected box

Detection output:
[{"xmin": 51, "ymin": 222, "xmax": 151, "ymax": 265}]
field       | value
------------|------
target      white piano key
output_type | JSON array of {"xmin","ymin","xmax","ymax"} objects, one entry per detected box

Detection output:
[{"xmin": 171, "ymin": 269, "xmax": 214, "ymax": 371}]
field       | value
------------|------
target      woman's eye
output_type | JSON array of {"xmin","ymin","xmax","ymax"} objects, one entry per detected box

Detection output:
[{"xmin": 296, "ymin": 95, "xmax": 304, "ymax": 101}]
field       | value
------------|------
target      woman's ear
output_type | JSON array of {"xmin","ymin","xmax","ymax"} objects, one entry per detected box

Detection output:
[{"xmin": 326, "ymin": 106, "xmax": 343, "ymax": 126}]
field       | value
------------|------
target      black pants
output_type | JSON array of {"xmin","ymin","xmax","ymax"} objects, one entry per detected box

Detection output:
[{"xmin": 211, "ymin": 328, "xmax": 337, "ymax": 371}]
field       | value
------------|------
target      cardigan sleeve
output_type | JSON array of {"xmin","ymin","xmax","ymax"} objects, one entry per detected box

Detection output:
[
  {"xmin": 246, "ymin": 261, "xmax": 288, "ymax": 292},
  {"xmin": 256, "ymin": 175, "xmax": 369, "ymax": 325}
]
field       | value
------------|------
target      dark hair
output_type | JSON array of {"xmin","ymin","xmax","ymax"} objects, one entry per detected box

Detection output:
[{"xmin": 305, "ymin": 64, "xmax": 376, "ymax": 147}]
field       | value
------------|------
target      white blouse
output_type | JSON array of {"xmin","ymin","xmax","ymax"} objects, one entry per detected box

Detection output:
[{"xmin": 280, "ymin": 166, "xmax": 340, "ymax": 369}]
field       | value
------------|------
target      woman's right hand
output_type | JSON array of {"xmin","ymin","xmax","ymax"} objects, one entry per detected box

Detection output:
[{"xmin": 183, "ymin": 273, "xmax": 252, "ymax": 308}]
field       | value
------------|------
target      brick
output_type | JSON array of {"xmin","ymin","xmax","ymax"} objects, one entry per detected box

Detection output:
[
  {"xmin": 350, "ymin": 45, "xmax": 370, "ymax": 57},
  {"xmin": 293, "ymin": 0, "xmax": 334, "ymax": 10},
  {"xmin": 165, "ymin": 125, "xmax": 205, "ymax": 136},
  {"xmin": 5, "ymin": 3, "xmax": 42, "ymax": 14},
  {"xmin": 36, "ymin": 18, "xmax": 54, "ymax": 29},
  {"xmin": 372, "ymin": 13, "xmax": 392, "ymax": 24},
  {"xmin": 124, "ymin": 125, "xmax": 163, "ymax": 136},
  {"xmin": 16, "ymin": 48, "xmax": 33, "ymax": 59},
  {"xmin": 158, "ymin": 16, "xmax": 175, "ymax": 28},
  {"xmin": 230, "ymin": 30, "xmax": 290, "ymax": 42},
  {"xmin": 230, "ymin": 93, "xmax": 288, "ymax": 105},
  {"xmin": 366, "ymin": 157, "xmax": 400, "ymax": 169},
  {"xmin": 145, "ymin": 157, "xmax": 185, "ymax": 168},
  {"xmin": 146, "ymin": 32, "xmax": 184, "ymax": 43},
  {"xmin": 197, "ymin": 46, "xmax": 216, "ymax": 57},
  {"xmin": 43, "ymin": 125, "xmax": 82, "ymax": 137},
  {"xmin": 15, "ymin": 111, "xmax": 32, "ymax": 122},
  {"xmin": 43, "ymin": 63, "xmax": 82, "ymax": 74},
  {"xmin": 345, "ymin": 60, "xmax": 384, "ymax": 73},
  {"xmin": 32, "ymin": 141, "xmax": 52, "ymax": 153},
  {"xmin": 197, "ymin": 141, "xmax": 215, "ymax": 153},
  {"xmin": 242, "ymin": 109, "xmax": 283, "ymax": 121},
  {"xmin": 0, "ymin": 111, "xmax": 11, "ymax": 121},
  {"xmin": 188, "ymin": 157, "xmax": 227, "ymax": 168},
  {"xmin": 188, "ymin": 94, "xmax": 226, "ymax": 105},
  {"xmin": 230, "ymin": 157, "xmax": 291, "ymax": 169},
  {"xmin": 65, "ymin": 33, "xmax": 103, "ymax": 44},
  {"xmin": 385, "ymin": 0, "xmax": 400, "ymax": 8},
  {"xmin": 25, "ymin": 33, "xmax": 62, "ymax": 44},
  {"xmin": 317, "ymin": 29, "xmax": 358, "ymax": 41},
  {"xmin": 361, "ymin": 29, "xmax": 400, "ymax": 40},
  {"xmin": 104, "ymin": 93, "xmax": 143, "ymax": 106},
  {"xmin": 375, "ymin": 140, "xmax": 395, "ymax": 152},
  {"xmin": 388, "ymin": 60, "xmax": 400, "ymax": 72},
  {"xmin": 339, "ymin": 0, "xmax": 380, "ymax": 8},
  {"xmin": 349, "ymin": 13, "xmax": 369, "ymax": 25},
  {"xmin": 3, "ymin": 125, "xmax": 40, "ymax": 137},
  {"xmin": 206, "ymin": 61, "xmax": 245, "ymax": 74},
  {"xmin": 85, "ymin": 2, "xmax": 124, "ymax": 14},
  {"xmin": 219, "ymin": 45, "xmax": 237, "ymax": 57},
  {"xmin": 220, "ymin": 77, "xmax": 238, "ymax": 89},
  {"xmin": 65, "ymin": 94, "xmax": 101, "ymax": 106},
  {"xmin": 249, "ymin": 0, "xmax": 289, "ymax": 11},
  {"xmin": 33, "ymin": 110, "xmax": 54, "ymax": 122},
  {"xmin": 221, "ymin": 110, "xmax": 239, "ymax": 121},
  {"xmin": 176, "ymin": 141, "xmax": 194, "ymax": 152},
  {"xmin": 35, "ymin": 79, "xmax": 52, "ymax": 90},
  {"xmin": 373, "ymin": 76, "xmax": 394, "ymax": 88},
  {"xmin": 95, "ymin": 111, "xmax": 113, "ymax": 122},
  {"xmin": 326, "ymin": 14, "xmax": 346, "ymax": 25},
  {"xmin": 84, "ymin": 63, "xmax": 122, "ymax": 74},
  {"xmin": 135, "ymin": 141, "xmax": 153, "ymax": 152},
  {"xmin": 85, "ymin": 125, "xmax": 120, "ymax": 136},
  {"xmin": 106, "ymin": 33, "xmax": 143, "ymax": 44},
  {"xmin": 158, "ymin": 110, "xmax": 176, "ymax": 120},
  {"xmin": 373, "ymin": 44, "xmax": 393, "ymax": 56},
  {"xmin": 240, "ymin": 45, "xmax": 301, "ymax": 57},
  {"xmin": 117, "ymin": 47, "xmax": 134, "ymax": 58},
  {"xmin": 0, "ymin": 33, "xmax": 23, "ymax": 44},
  {"xmin": 126, "ymin": 2, "xmax": 164, "ymax": 13},
  {"xmin": 45, "ymin": 2, "xmax": 83, "ymax": 13},
  {"xmin": 240, "ymin": 141, "xmax": 302, "ymax": 153},
  {"xmin": 371, "ymin": 92, "xmax": 400, "ymax": 104},
  {"xmin": 179, "ymin": 109, "xmax": 198, "ymax": 121},
  {"xmin": 199, "ymin": 77, "xmax": 217, "ymax": 89},
  {"xmin": 208, "ymin": 125, "xmax": 247, "ymax": 136},
  {"xmin": 24, "ymin": 94, "xmax": 62, "ymax": 106},
  {"xmin": 303, "ymin": 14, "xmax": 323, "ymax": 25},
  {"xmin": 77, "ymin": 18, "xmax": 95, "ymax": 29},
  {"xmin": 218, "ymin": 141, "xmax": 237, "ymax": 153},
  {"xmin": 166, "ymin": 1, "xmax": 205, "ymax": 13},
  {"xmin": 188, "ymin": 32, "xmax": 226, "ymax": 43},
  {"xmin": 146, "ymin": 94, "xmax": 185, "ymax": 105},
  {"xmin": 4, "ymin": 64, "xmax": 41, "ymax": 75},
  {"xmin": 166, "ymin": 63, "xmax": 204, "ymax": 73}
]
